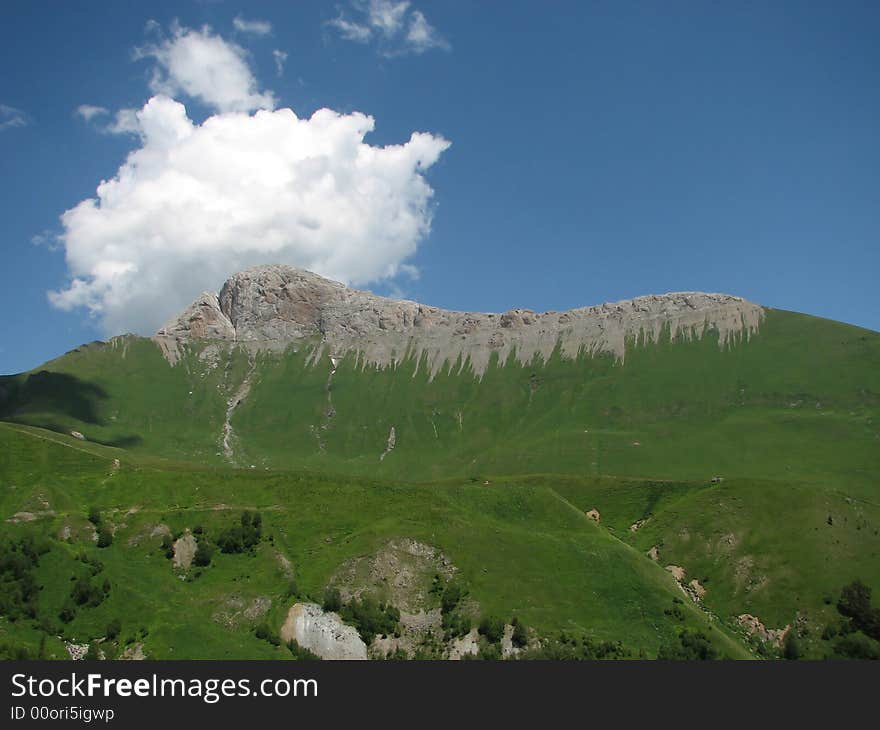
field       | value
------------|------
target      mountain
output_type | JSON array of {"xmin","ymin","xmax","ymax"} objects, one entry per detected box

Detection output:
[{"xmin": 1, "ymin": 265, "xmax": 878, "ymax": 660}]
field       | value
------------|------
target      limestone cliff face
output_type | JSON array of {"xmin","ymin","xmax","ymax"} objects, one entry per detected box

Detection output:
[{"xmin": 155, "ymin": 264, "xmax": 764, "ymax": 376}]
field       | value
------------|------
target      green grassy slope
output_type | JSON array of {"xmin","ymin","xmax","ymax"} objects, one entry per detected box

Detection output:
[
  {"xmin": 1, "ymin": 306, "xmax": 878, "ymax": 659},
  {"xmin": 3, "ymin": 309, "xmax": 876, "ymax": 488},
  {"xmin": 0, "ymin": 423, "xmax": 749, "ymax": 659}
]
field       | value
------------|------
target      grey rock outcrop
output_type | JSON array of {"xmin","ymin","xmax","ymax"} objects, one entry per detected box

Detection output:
[
  {"xmin": 155, "ymin": 264, "xmax": 764, "ymax": 377},
  {"xmin": 279, "ymin": 602, "xmax": 367, "ymax": 660}
]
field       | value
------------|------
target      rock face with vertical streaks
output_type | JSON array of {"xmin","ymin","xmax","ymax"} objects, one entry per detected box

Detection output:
[{"xmin": 155, "ymin": 264, "xmax": 764, "ymax": 376}]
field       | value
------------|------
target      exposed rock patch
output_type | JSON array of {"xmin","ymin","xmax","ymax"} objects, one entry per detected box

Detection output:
[
  {"xmin": 329, "ymin": 538, "xmax": 455, "ymax": 613},
  {"xmin": 279, "ymin": 602, "xmax": 367, "ymax": 660},
  {"xmin": 120, "ymin": 643, "xmax": 146, "ymax": 660},
  {"xmin": 65, "ymin": 642, "xmax": 89, "ymax": 661},
  {"xmin": 736, "ymin": 614, "xmax": 790, "ymax": 647},
  {"xmin": 447, "ymin": 628, "xmax": 480, "ymax": 660},
  {"xmin": 585, "ymin": 508, "xmax": 601, "ymax": 522},
  {"xmin": 172, "ymin": 530, "xmax": 197, "ymax": 570},
  {"xmin": 155, "ymin": 265, "xmax": 764, "ymax": 378}
]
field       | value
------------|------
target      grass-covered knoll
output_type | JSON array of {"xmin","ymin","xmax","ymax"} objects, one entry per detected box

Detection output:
[{"xmin": 0, "ymin": 423, "xmax": 749, "ymax": 660}]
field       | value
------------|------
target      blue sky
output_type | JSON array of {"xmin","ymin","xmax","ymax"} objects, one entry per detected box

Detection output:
[{"xmin": 1, "ymin": 1, "xmax": 878, "ymax": 374}]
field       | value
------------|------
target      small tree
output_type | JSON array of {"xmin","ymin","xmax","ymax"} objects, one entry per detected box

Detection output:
[
  {"xmin": 193, "ymin": 541, "xmax": 214, "ymax": 567},
  {"xmin": 782, "ymin": 632, "xmax": 801, "ymax": 660},
  {"xmin": 87, "ymin": 507, "xmax": 102, "ymax": 526},
  {"xmin": 96, "ymin": 527, "xmax": 113, "ymax": 548},
  {"xmin": 106, "ymin": 618, "xmax": 122, "ymax": 640},
  {"xmin": 478, "ymin": 615, "xmax": 504, "ymax": 644},
  {"xmin": 322, "ymin": 588, "xmax": 342, "ymax": 613},
  {"xmin": 511, "ymin": 617, "xmax": 528, "ymax": 648}
]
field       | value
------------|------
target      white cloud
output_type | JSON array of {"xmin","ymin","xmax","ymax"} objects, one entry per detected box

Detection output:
[
  {"xmin": 327, "ymin": 16, "xmax": 372, "ymax": 43},
  {"xmin": 405, "ymin": 10, "xmax": 449, "ymax": 54},
  {"xmin": 76, "ymin": 104, "xmax": 109, "ymax": 122},
  {"xmin": 0, "ymin": 104, "xmax": 28, "ymax": 131},
  {"xmin": 135, "ymin": 22, "xmax": 275, "ymax": 113},
  {"xmin": 328, "ymin": 1, "xmax": 449, "ymax": 55},
  {"xmin": 272, "ymin": 49, "xmax": 288, "ymax": 77},
  {"xmin": 105, "ymin": 108, "xmax": 140, "ymax": 135},
  {"xmin": 49, "ymin": 96, "xmax": 450, "ymax": 336},
  {"xmin": 367, "ymin": 0, "xmax": 410, "ymax": 37},
  {"xmin": 233, "ymin": 16, "xmax": 272, "ymax": 36}
]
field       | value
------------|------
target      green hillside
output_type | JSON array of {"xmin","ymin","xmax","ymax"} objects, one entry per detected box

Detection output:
[{"xmin": 1, "ymin": 306, "xmax": 878, "ymax": 659}]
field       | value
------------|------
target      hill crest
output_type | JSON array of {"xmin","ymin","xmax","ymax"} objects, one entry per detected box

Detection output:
[{"xmin": 155, "ymin": 264, "xmax": 764, "ymax": 376}]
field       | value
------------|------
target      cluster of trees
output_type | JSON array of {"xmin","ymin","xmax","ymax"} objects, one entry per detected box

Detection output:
[
  {"xmin": 821, "ymin": 579, "xmax": 880, "ymax": 659},
  {"xmin": 664, "ymin": 597, "xmax": 686, "ymax": 622},
  {"xmin": 60, "ymin": 554, "xmax": 111, "ymax": 623},
  {"xmin": 657, "ymin": 629, "xmax": 720, "ymax": 660},
  {"xmin": 0, "ymin": 536, "xmax": 49, "ymax": 621},
  {"xmin": 87, "ymin": 508, "xmax": 113, "ymax": 548},
  {"xmin": 516, "ymin": 632, "xmax": 628, "ymax": 660},
  {"xmin": 216, "ymin": 511, "xmax": 263, "ymax": 554},
  {"xmin": 255, "ymin": 621, "xmax": 282, "ymax": 647},
  {"xmin": 433, "ymin": 578, "xmax": 472, "ymax": 639},
  {"xmin": 287, "ymin": 639, "xmax": 321, "ymax": 660},
  {"xmin": 322, "ymin": 589, "xmax": 401, "ymax": 644},
  {"xmin": 158, "ymin": 515, "xmax": 260, "ymax": 571}
]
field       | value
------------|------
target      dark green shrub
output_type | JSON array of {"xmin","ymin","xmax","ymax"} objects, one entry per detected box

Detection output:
[
  {"xmin": 478, "ymin": 616, "xmax": 504, "ymax": 644},
  {"xmin": 96, "ymin": 528, "xmax": 113, "ymax": 548},
  {"xmin": 106, "ymin": 618, "xmax": 122, "ymax": 640},
  {"xmin": 511, "ymin": 617, "xmax": 528, "ymax": 648},
  {"xmin": 322, "ymin": 588, "xmax": 342, "ymax": 613},
  {"xmin": 193, "ymin": 541, "xmax": 214, "ymax": 567}
]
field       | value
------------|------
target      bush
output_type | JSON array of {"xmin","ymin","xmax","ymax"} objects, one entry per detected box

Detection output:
[
  {"xmin": 288, "ymin": 639, "xmax": 321, "ymax": 660},
  {"xmin": 193, "ymin": 541, "xmax": 214, "ymax": 567},
  {"xmin": 782, "ymin": 632, "xmax": 802, "ymax": 660},
  {"xmin": 657, "ymin": 630, "xmax": 720, "ymax": 660},
  {"xmin": 837, "ymin": 580, "xmax": 880, "ymax": 640},
  {"xmin": 322, "ymin": 588, "xmax": 342, "ymax": 613},
  {"xmin": 441, "ymin": 611, "xmax": 471, "ymax": 639},
  {"xmin": 70, "ymin": 576, "xmax": 109, "ymax": 608},
  {"xmin": 832, "ymin": 633, "xmax": 880, "ymax": 660},
  {"xmin": 106, "ymin": 618, "xmax": 122, "ymax": 640},
  {"xmin": 87, "ymin": 507, "xmax": 102, "ymax": 526},
  {"xmin": 0, "ymin": 536, "xmax": 48, "ymax": 621},
  {"xmin": 440, "ymin": 583, "xmax": 464, "ymax": 615},
  {"xmin": 58, "ymin": 602, "xmax": 76, "ymax": 624},
  {"xmin": 96, "ymin": 528, "xmax": 113, "ymax": 548},
  {"xmin": 339, "ymin": 598, "xmax": 400, "ymax": 645},
  {"xmin": 255, "ymin": 621, "xmax": 281, "ymax": 646},
  {"xmin": 217, "ymin": 512, "xmax": 262, "ymax": 554},
  {"xmin": 478, "ymin": 616, "xmax": 504, "ymax": 644},
  {"xmin": 511, "ymin": 617, "xmax": 528, "ymax": 648}
]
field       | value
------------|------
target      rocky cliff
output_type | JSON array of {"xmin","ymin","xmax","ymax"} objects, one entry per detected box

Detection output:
[{"xmin": 155, "ymin": 264, "xmax": 764, "ymax": 377}]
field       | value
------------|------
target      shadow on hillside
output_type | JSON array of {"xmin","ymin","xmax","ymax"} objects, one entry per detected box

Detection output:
[
  {"xmin": 0, "ymin": 371, "xmax": 108, "ymax": 424},
  {"xmin": 0, "ymin": 372, "xmax": 144, "ymax": 450}
]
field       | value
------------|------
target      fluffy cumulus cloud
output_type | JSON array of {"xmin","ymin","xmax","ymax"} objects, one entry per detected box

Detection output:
[
  {"xmin": 328, "ymin": 1, "xmax": 449, "ymax": 55},
  {"xmin": 50, "ymin": 94, "xmax": 450, "ymax": 336},
  {"xmin": 136, "ymin": 23, "xmax": 276, "ymax": 113}
]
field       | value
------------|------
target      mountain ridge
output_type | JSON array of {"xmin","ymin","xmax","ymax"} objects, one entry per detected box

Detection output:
[{"xmin": 155, "ymin": 264, "xmax": 765, "ymax": 376}]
